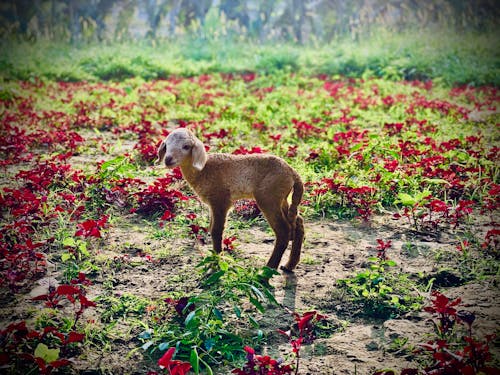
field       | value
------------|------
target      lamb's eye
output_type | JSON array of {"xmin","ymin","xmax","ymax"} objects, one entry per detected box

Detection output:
[{"xmin": 182, "ymin": 144, "xmax": 191, "ymax": 150}]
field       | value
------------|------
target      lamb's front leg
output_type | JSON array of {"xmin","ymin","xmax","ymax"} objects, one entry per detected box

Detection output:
[{"xmin": 209, "ymin": 202, "xmax": 231, "ymax": 253}]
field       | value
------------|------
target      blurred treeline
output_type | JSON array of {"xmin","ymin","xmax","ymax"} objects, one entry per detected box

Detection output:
[{"xmin": 1, "ymin": 0, "xmax": 498, "ymax": 43}]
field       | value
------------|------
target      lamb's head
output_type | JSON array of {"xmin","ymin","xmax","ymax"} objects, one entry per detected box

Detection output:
[{"xmin": 157, "ymin": 128, "xmax": 207, "ymax": 171}]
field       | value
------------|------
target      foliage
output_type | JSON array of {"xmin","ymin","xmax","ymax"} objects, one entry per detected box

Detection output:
[
  {"xmin": 338, "ymin": 239, "xmax": 428, "ymax": 318},
  {"xmin": 148, "ymin": 347, "xmax": 192, "ymax": 375},
  {"xmin": 0, "ymin": 67, "xmax": 498, "ymax": 373},
  {"xmin": 0, "ymin": 273, "xmax": 95, "ymax": 374},
  {"xmin": 136, "ymin": 254, "xmax": 279, "ymax": 372},
  {"xmin": 1, "ymin": 28, "xmax": 499, "ymax": 85},
  {"xmin": 232, "ymin": 310, "xmax": 329, "ymax": 375},
  {"xmin": 375, "ymin": 291, "xmax": 498, "ymax": 374}
]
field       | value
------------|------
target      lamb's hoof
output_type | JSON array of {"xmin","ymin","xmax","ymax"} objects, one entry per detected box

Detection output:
[{"xmin": 280, "ymin": 265, "xmax": 294, "ymax": 274}]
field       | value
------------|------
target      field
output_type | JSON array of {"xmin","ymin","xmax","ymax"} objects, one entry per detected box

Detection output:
[{"xmin": 1, "ymin": 62, "xmax": 499, "ymax": 374}]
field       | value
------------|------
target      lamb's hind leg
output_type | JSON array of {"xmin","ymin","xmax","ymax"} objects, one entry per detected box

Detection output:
[
  {"xmin": 282, "ymin": 215, "xmax": 304, "ymax": 271},
  {"xmin": 256, "ymin": 195, "xmax": 291, "ymax": 269},
  {"xmin": 281, "ymin": 200, "xmax": 295, "ymax": 241}
]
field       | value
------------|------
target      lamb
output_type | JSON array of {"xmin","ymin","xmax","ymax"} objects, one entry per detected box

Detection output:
[{"xmin": 157, "ymin": 128, "xmax": 304, "ymax": 272}]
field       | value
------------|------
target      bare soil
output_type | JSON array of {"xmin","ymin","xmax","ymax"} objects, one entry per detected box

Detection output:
[{"xmin": 2, "ymin": 212, "xmax": 499, "ymax": 374}]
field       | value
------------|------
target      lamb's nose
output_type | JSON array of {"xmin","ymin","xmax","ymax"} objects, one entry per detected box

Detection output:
[{"xmin": 164, "ymin": 156, "xmax": 173, "ymax": 165}]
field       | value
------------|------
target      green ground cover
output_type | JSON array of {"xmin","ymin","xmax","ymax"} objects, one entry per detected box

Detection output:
[
  {"xmin": 0, "ymin": 27, "xmax": 499, "ymax": 374},
  {"xmin": 1, "ymin": 28, "xmax": 498, "ymax": 85}
]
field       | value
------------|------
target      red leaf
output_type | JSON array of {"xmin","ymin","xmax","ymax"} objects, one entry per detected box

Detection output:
[
  {"xmin": 56, "ymin": 285, "xmax": 80, "ymax": 296},
  {"xmin": 79, "ymin": 295, "xmax": 97, "ymax": 309},
  {"xmin": 67, "ymin": 331, "xmax": 85, "ymax": 343},
  {"xmin": 158, "ymin": 347, "xmax": 176, "ymax": 368},
  {"xmin": 276, "ymin": 329, "xmax": 291, "ymax": 338},
  {"xmin": 32, "ymin": 294, "xmax": 49, "ymax": 301},
  {"xmin": 161, "ymin": 210, "xmax": 175, "ymax": 221},
  {"xmin": 297, "ymin": 311, "xmax": 316, "ymax": 332},
  {"xmin": 460, "ymin": 365, "xmax": 475, "ymax": 375},
  {"xmin": 171, "ymin": 362, "xmax": 192, "ymax": 375},
  {"xmin": 0, "ymin": 352, "xmax": 10, "ymax": 365},
  {"xmin": 50, "ymin": 359, "xmax": 71, "ymax": 368},
  {"xmin": 243, "ymin": 346, "xmax": 255, "ymax": 355}
]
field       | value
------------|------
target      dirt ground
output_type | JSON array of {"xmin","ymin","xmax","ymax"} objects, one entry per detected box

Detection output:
[
  {"xmin": 241, "ymin": 217, "xmax": 500, "ymax": 374},
  {"xmin": 2, "ymin": 211, "xmax": 499, "ymax": 374},
  {"xmin": 82, "ymin": 215, "xmax": 500, "ymax": 373}
]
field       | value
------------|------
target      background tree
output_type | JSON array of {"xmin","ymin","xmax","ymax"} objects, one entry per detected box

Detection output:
[{"xmin": 0, "ymin": 0, "xmax": 497, "ymax": 43}]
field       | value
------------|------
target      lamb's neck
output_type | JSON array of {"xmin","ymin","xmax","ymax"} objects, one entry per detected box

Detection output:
[{"xmin": 179, "ymin": 162, "xmax": 200, "ymax": 186}]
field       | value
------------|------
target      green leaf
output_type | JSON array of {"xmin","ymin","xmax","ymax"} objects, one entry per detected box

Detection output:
[
  {"xmin": 261, "ymin": 286, "xmax": 278, "ymax": 305},
  {"xmin": 415, "ymin": 190, "xmax": 432, "ymax": 202},
  {"xmin": 350, "ymin": 143, "xmax": 363, "ymax": 152},
  {"xmin": 259, "ymin": 266, "xmax": 279, "ymax": 280},
  {"xmin": 62, "ymin": 237, "xmax": 76, "ymax": 247},
  {"xmin": 256, "ymin": 329, "xmax": 263, "ymax": 339},
  {"xmin": 158, "ymin": 342, "xmax": 170, "ymax": 351},
  {"xmin": 204, "ymin": 338, "xmax": 215, "ymax": 351},
  {"xmin": 249, "ymin": 296, "xmax": 265, "ymax": 313},
  {"xmin": 396, "ymin": 192, "xmax": 416, "ymax": 206},
  {"xmin": 249, "ymin": 285, "xmax": 264, "ymax": 300},
  {"xmin": 203, "ymin": 270, "xmax": 225, "ymax": 285},
  {"xmin": 141, "ymin": 341, "xmax": 154, "ymax": 350},
  {"xmin": 190, "ymin": 348, "xmax": 200, "ymax": 374},
  {"xmin": 184, "ymin": 310, "xmax": 197, "ymax": 328},
  {"xmin": 100, "ymin": 156, "xmax": 125, "ymax": 172},
  {"xmin": 199, "ymin": 357, "xmax": 213, "ymax": 375},
  {"xmin": 213, "ymin": 308, "xmax": 223, "ymax": 321},
  {"xmin": 34, "ymin": 343, "xmax": 59, "ymax": 363},
  {"xmin": 61, "ymin": 252, "xmax": 72, "ymax": 262},
  {"xmin": 248, "ymin": 315, "xmax": 260, "ymax": 328},
  {"xmin": 233, "ymin": 305, "xmax": 242, "ymax": 318},
  {"xmin": 138, "ymin": 329, "xmax": 152, "ymax": 339},
  {"xmin": 384, "ymin": 260, "xmax": 397, "ymax": 267},
  {"xmin": 422, "ymin": 178, "xmax": 451, "ymax": 186},
  {"xmin": 397, "ymin": 190, "xmax": 431, "ymax": 206},
  {"xmin": 78, "ymin": 241, "xmax": 89, "ymax": 257},
  {"xmin": 390, "ymin": 295, "xmax": 400, "ymax": 305},
  {"xmin": 219, "ymin": 260, "xmax": 229, "ymax": 272}
]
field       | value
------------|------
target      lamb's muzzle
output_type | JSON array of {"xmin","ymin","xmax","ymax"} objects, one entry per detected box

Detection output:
[{"xmin": 157, "ymin": 128, "xmax": 304, "ymax": 272}]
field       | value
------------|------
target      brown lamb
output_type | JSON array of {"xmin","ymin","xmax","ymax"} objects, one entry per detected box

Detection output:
[{"xmin": 157, "ymin": 128, "xmax": 305, "ymax": 271}]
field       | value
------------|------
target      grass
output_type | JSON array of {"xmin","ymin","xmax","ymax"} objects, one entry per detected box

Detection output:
[{"xmin": 1, "ymin": 27, "xmax": 498, "ymax": 85}]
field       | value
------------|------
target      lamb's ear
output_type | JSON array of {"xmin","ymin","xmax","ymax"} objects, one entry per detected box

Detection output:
[
  {"xmin": 192, "ymin": 138, "xmax": 207, "ymax": 171},
  {"xmin": 157, "ymin": 140, "xmax": 166, "ymax": 164}
]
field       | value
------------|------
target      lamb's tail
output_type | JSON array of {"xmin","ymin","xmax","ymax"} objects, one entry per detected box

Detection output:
[
  {"xmin": 287, "ymin": 173, "xmax": 303, "ymax": 226},
  {"xmin": 282, "ymin": 173, "xmax": 304, "ymax": 272}
]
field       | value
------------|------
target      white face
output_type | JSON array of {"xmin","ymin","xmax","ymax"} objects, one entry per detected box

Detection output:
[{"xmin": 162, "ymin": 129, "xmax": 194, "ymax": 168}]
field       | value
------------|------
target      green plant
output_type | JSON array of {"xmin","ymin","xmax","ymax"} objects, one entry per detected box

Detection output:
[
  {"xmin": 136, "ymin": 254, "xmax": 278, "ymax": 373},
  {"xmin": 338, "ymin": 240, "xmax": 429, "ymax": 318}
]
